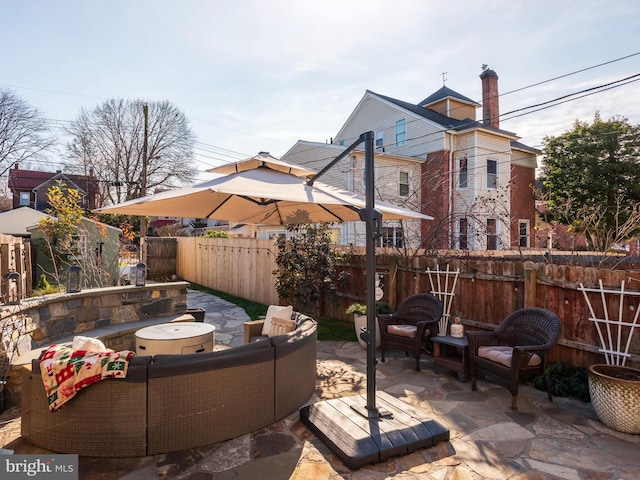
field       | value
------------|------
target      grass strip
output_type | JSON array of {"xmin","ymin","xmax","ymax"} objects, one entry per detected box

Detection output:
[{"xmin": 187, "ymin": 283, "xmax": 356, "ymax": 342}]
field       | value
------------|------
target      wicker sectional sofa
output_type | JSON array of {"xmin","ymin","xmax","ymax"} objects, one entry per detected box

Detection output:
[{"xmin": 20, "ymin": 313, "xmax": 317, "ymax": 457}]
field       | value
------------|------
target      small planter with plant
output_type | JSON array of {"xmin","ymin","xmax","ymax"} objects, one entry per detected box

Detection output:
[{"xmin": 346, "ymin": 302, "xmax": 389, "ymax": 349}]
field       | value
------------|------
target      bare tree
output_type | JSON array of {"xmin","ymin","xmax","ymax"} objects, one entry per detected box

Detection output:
[
  {"xmin": 64, "ymin": 98, "xmax": 198, "ymax": 206},
  {"xmin": 0, "ymin": 88, "xmax": 53, "ymax": 175}
]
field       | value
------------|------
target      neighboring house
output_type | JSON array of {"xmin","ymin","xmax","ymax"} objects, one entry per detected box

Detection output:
[
  {"xmin": 0, "ymin": 207, "xmax": 49, "ymax": 237},
  {"xmin": 281, "ymin": 141, "xmax": 423, "ymax": 248},
  {"xmin": 289, "ymin": 66, "xmax": 538, "ymax": 251},
  {"xmin": 8, "ymin": 165, "xmax": 100, "ymax": 211},
  {"xmin": 25, "ymin": 211, "xmax": 121, "ymax": 288}
]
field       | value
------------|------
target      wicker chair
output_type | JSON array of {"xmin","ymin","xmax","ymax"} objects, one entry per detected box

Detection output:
[
  {"xmin": 467, "ymin": 307, "xmax": 562, "ymax": 411},
  {"xmin": 377, "ymin": 293, "xmax": 443, "ymax": 371}
]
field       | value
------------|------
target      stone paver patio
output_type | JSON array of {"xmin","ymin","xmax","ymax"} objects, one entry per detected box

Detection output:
[{"xmin": 1, "ymin": 289, "xmax": 639, "ymax": 479}]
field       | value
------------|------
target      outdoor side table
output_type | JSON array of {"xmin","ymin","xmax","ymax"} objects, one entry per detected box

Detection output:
[
  {"xmin": 135, "ymin": 322, "xmax": 215, "ymax": 355},
  {"xmin": 432, "ymin": 335, "xmax": 469, "ymax": 382}
]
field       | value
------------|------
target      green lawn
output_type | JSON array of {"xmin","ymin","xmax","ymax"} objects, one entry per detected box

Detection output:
[{"xmin": 188, "ymin": 283, "xmax": 356, "ymax": 342}]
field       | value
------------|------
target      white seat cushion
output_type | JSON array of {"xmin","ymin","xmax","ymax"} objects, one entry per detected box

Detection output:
[
  {"xmin": 478, "ymin": 345, "xmax": 541, "ymax": 367},
  {"xmin": 387, "ymin": 324, "xmax": 418, "ymax": 339},
  {"xmin": 261, "ymin": 305, "xmax": 293, "ymax": 336}
]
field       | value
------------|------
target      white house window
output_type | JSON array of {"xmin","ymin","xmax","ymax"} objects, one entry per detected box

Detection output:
[
  {"xmin": 375, "ymin": 130, "xmax": 384, "ymax": 150},
  {"xmin": 20, "ymin": 192, "xmax": 30, "ymax": 206},
  {"xmin": 487, "ymin": 159, "xmax": 497, "ymax": 189},
  {"xmin": 399, "ymin": 171, "xmax": 409, "ymax": 197},
  {"xmin": 519, "ymin": 220, "xmax": 530, "ymax": 248},
  {"xmin": 458, "ymin": 218, "xmax": 468, "ymax": 249},
  {"xmin": 459, "ymin": 156, "xmax": 468, "ymax": 188},
  {"xmin": 487, "ymin": 218, "xmax": 498, "ymax": 250},
  {"xmin": 395, "ymin": 119, "xmax": 407, "ymax": 146},
  {"xmin": 378, "ymin": 226, "xmax": 403, "ymax": 248}
]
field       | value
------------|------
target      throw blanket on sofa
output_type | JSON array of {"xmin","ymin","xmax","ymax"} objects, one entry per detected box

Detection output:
[{"xmin": 39, "ymin": 344, "xmax": 134, "ymax": 412}]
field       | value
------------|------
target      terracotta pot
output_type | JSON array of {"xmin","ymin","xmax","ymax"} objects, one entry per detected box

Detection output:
[{"xmin": 588, "ymin": 364, "xmax": 640, "ymax": 434}]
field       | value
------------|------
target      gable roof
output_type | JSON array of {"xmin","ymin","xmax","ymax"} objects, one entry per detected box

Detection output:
[
  {"xmin": 369, "ymin": 90, "xmax": 467, "ymax": 129},
  {"xmin": 369, "ymin": 90, "xmax": 518, "ymax": 137},
  {"xmin": 0, "ymin": 207, "xmax": 49, "ymax": 236},
  {"xmin": 418, "ymin": 85, "xmax": 479, "ymax": 107},
  {"xmin": 34, "ymin": 172, "xmax": 87, "ymax": 195},
  {"xmin": 511, "ymin": 140, "xmax": 542, "ymax": 155},
  {"xmin": 8, "ymin": 168, "xmax": 100, "ymax": 195}
]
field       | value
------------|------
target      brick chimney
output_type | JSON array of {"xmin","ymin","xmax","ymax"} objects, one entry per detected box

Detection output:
[{"xmin": 479, "ymin": 65, "xmax": 499, "ymax": 128}]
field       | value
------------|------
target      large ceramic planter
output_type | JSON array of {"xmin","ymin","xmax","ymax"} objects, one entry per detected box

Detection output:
[
  {"xmin": 354, "ymin": 314, "xmax": 380, "ymax": 349},
  {"xmin": 588, "ymin": 364, "xmax": 640, "ymax": 434}
]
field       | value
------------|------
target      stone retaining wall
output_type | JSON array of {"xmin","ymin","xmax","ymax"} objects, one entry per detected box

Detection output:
[{"xmin": 2, "ymin": 282, "xmax": 190, "ymax": 407}]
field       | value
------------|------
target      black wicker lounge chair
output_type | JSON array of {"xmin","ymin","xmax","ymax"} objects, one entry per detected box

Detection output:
[
  {"xmin": 377, "ymin": 293, "xmax": 443, "ymax": 371},
  {"xmin": 467, "ymin": 307, "xmax": 562, "ymax": 411}
]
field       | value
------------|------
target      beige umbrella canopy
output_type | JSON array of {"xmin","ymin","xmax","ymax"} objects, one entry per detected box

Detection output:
[
  {"xmin": 207, "ymin": 152, "xmax": 315, "ymax": 178},
  {"xmin": 96, "ymin": 158, "xmax": 432, "ymax": 224}
]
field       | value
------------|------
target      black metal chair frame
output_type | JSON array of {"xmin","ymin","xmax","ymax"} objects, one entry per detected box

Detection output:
[
  {"xmin": 467, "ymin": 307, "xmax": 562, "ymax": 411},
  {"xmin": 377, "ymin": 293, "xmax": 444, "ymax": 371}
]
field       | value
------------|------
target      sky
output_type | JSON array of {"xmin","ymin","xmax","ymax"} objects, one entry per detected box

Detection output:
[{"xmin": 2, "ymin": 0, "xmax": 640, "ymax": 181}]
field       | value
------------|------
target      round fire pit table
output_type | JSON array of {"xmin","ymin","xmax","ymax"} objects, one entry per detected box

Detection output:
[{"xmin": 135, "ymin": 321, "xmax": 215, "ymax": 355}]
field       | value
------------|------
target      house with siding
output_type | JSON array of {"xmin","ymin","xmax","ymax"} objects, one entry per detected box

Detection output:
[
  {"xmin": 285, "ymin": 67, "xmax": 539, "ymax": 251},
  {"xmin": 281, "ymin": 141, "xmax": 423, "ymax": 249},
  {"xmin": 8, "ymin": 165, "xmax": 100, "ymax": 212}
]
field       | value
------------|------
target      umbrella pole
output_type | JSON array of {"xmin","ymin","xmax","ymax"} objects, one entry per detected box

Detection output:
[
  {"xmin": 308, "ymin": 130, "xmax": 385, "ymax": 417},
  {"xmin": 363, "ymin": 131, "xmax": 384, "ymax": 416},
  {"xmin": 348, "ymin": 131, "xmax": 388, "ymax": 418}
]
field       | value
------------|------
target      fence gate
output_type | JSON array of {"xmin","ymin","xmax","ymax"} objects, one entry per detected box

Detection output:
[{"xmin": 144, "ymin": 237, "xmax": 178, "ymax": 279}]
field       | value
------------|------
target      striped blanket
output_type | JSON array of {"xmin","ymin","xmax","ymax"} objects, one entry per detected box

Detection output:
[{"xmin": 39, "ymin": 343, "xmax": 134, "ymax": 412}]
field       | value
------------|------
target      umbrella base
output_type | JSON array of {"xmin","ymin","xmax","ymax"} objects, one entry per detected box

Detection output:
[{"xmin": 300, "ymin": 391, "xmax": 449, "ymax": 470}]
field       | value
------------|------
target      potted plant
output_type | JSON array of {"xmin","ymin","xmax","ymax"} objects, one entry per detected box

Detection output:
[
  {"xmin": 588, "ymin": 364, "xmax": 640, "ymax": 434},
  {"xmin": 346, "ymin": 302, "xmax": 385, "ymax": 349},
  {"xmin": 580, "ymin": 283, "xmax": 640, "ymax": 434}
]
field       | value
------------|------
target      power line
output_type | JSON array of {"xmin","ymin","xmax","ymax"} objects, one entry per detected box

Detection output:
[
  {"xmin": 3, "ymin": 52, "xmax": 639, "ymax": 184},
  {"xmin": 333, "ymin": 69, "xmax": 639, "ymax": 156},
  {"xmin": 501, "ymin": 51, "xmax": 640, "ymax": 97}
]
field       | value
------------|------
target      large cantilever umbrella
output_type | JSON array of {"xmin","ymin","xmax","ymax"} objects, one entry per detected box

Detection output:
[
  {"xmin": 96, "ymin": 156, "xmax": 430, "ymax": 225},
  {"xmin": 96, "ymin": 134, "xmax": 447, "ymax": 468}
]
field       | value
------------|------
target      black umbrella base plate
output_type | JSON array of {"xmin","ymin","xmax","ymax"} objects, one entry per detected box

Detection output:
[{"xmin": 300, "ymin": 391, "xmax": 449, "ymax": 470}]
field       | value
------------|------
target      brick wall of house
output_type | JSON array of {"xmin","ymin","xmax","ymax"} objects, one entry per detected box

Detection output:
[
  {"xmin": 422, "ymin": 150, "xmax": 450, "ymax": 249},
  {"xmin": 510, "ymin": 163, "xmax": 536, "ymax": 247}
]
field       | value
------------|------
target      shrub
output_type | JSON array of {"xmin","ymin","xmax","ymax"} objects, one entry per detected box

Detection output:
[{"xmin": 534, "ymin": 362, "xmax": 590, "ymax": 402}]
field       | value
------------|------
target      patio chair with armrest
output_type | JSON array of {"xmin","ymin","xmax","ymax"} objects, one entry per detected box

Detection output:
[
  {"xmin": 377, "ymin": 293, "xmax": 444, "ymax": 371},
  {"xmin": 467, "ymin": 307, "xmax": 562, "ymax": 411}
]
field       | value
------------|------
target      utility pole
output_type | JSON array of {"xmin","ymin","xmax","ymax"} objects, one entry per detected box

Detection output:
[{"xmin": 140, "ymin": 104, "xmax": 149, "ymax": 260}]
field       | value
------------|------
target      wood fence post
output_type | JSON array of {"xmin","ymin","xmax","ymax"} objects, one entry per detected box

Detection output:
[
  {"xmin": 524, "ymin": 268, "xmax": 536, "ymax": 307},
  {"xmin": 0, "ymin": 243, "xmax": 8, "ymax": 275},
  {"xmin": 389, "ymin": 256, "xmax": 398, "ymax": 310}
]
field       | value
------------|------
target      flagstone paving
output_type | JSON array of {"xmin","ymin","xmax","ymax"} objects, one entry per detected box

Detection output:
[{"xmin": 1, "ymin": 289, "xmax": 639, "ymax": 479}]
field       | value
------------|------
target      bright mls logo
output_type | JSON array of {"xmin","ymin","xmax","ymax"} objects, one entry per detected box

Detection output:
[{"xmin": 1, "ymin": 455, "xmax": 78, "ymax": 479}]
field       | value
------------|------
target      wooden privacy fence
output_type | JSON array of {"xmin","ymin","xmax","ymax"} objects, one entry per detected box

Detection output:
[
  {"xmin": 175, "ymin": 237, "xmax": 278, "ymax": 306},
  {"xmin": 168, "ymin": 236, "xmax": 640, "ymax": 369},
  {"xmin": 325, "ymin": 255, "xmax": 640, "ymax": 369}
]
